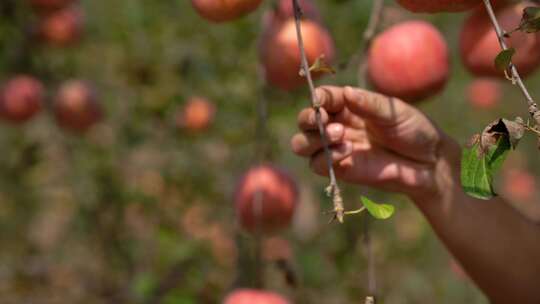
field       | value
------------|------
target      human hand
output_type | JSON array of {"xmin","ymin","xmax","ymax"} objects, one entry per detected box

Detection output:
[{"xmin": 291, "ymin": 86, "xmax": 461, "ymax": 201}]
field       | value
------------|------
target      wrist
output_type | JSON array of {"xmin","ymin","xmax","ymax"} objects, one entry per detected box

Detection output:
[{"xmin": 409, "ymin": 133, "xmax": 463, "ymax": 206}]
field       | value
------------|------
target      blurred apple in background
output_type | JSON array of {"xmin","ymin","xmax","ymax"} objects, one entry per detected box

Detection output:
[
  {"xmin": 191, "ymin": 0, "xmax": 263, "ymax": 23},
  {"xmin": 502, "ymin": 168, "xmax": 536, "ymax": 202},
  {"xmin": 234, "ymin": 165, "xmax": 298, "ymax": 234},
  {"xmin": 261, "ymin": 0, "xmax": 321, "ymax": 33},
  {"xmin": 466, "ymin": 78, "xmax": 502, "ymax": 109},
  {"xmin": 396, "ymin": 0, "xmax": 479, "ymax": 13},
  {"xmin": 176, "ymin": 96, "xmax": 216, "ymax": 132},
  {"xmin": 460, "ymin": 1, "xmax": 540, "ymax": 78},
  {"xmin": 367, "ymin": 20, "xmax": 450, "ymax": 102},
  {"xmin": 0, "ymin": 75, "xmax": 44, "ymax": 123},
  {"xmin": 259, "ymin": 19, "xmax": 335, "ymax": 91},
  {"xmin": 54, "ymin": 80, "xmax": 102, "ymax": 132},
  {"xmin": 224, "ymin": 289, "xmax": 290, "ymax": 304},
  {"xmin": 38, "ymin": 6, "xmax": 83, "ymax": 47}
]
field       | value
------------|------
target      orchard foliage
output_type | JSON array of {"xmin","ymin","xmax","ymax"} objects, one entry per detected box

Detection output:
[{"xmin": 0, "ymin": 0, "xmax": 539, "ymax": 303}]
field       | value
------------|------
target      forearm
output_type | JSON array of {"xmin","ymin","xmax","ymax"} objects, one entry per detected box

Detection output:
[{"xmin": 413, "ymin": 136, "xmax": 540, "ymax": 303}]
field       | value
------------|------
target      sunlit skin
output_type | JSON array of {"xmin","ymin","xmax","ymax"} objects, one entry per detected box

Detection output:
[{"xmin": 291, "ymin": 85, "xmax": 540, "ymax": 303}]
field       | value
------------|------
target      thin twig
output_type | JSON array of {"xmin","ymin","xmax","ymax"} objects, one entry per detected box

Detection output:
[
  {"xmin": 255, "ymin": 65, "xmax": 271, "ymax": 162},
  {"xmin": 357, "ymin": 1, "xmax": 385, "ymax": 301},
  {"xmin": 364, "ymin": 217, "xmax": 376, "ymax": 300},
  {"xmin": 482, "ymin": 0, "xmax": 540, "ymax": 127},
  {"xmin": 291, "ymin": 0, "xmax": 345, "ymax": 223},
  {"xmin": 358, "ymin": 0, "xmax": 385, "ymax": 87}
]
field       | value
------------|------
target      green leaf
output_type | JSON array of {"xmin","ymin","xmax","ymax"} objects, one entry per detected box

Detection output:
[
  {"xmin": 494, "ymin": 48, "xmax": 515, "ymax": 71},
  {"xmin": 460, "ymin": 136, "xmax": 511, "ymax": 200},
  {"xmin": 519, "ymin": 7, "xmax": 540, "ymax": 33},
  {"xmin": 360, "ymin": 196, "xmax": 395, "ymax": 220}
]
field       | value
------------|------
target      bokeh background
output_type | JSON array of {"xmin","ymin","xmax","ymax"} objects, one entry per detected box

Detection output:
[{"xmin": 0, "ymin": 0, "xmax": 539, "ymax": 303}]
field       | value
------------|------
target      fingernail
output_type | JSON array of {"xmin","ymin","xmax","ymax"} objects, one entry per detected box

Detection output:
[
  {"xmin": 327, "ymin": 123, "xmax": 344, "ymax": 141},
  {"xmin": 336, "ymin": 141, "xmax": 352, "ymax": 154}
]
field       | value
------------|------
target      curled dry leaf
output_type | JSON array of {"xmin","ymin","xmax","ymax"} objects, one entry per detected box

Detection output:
[
  {"xmin": 299, "ymin": 54, "xmax": 336, "ymax": 77},
  {"xmin": 478, "ymin": 117, "xmax": 525, "ymax": 157}
]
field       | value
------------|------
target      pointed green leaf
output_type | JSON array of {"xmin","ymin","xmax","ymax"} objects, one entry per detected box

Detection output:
[
  {"xmin": 494, "ymin": 48, "xmax": 515, "ymax": 71},
  {"xmin": 360, "ymin": 196, "xmax": 395, "ymax": 220},
  {"xmin": 460, "ymin": 136, "xmax": 511, "ymax": 200}
]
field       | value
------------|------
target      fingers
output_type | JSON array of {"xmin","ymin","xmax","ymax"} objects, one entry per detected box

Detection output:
[
  {"xmin": 291, "ymin": 123, "xmax": 345, "ymax": 156},
  {"xmin": 309, "ymin": 141, "xmax": 353, "ymax": 174},
  {"xmin": 297, "ymin": 85, "xmax": 349, "ymax": 131},
  {"xmin": 315, "ymin": 86, "xmax": 347, "ymax": 113},
  {"xmin": 343, "ymin": 86, "xmax": 413, "ymax": 127},
  {"xmin": 309, "ymin": 145, "xmax": 434, "ymax": 195},
  {"xmin": 297, "ymin": 107, "xmax": 329, "ymax": 131}
]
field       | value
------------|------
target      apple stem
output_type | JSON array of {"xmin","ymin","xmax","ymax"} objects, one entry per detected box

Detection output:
[
  {"xmin": 291, "ymin": 0, "xmax": 345, "ymax": 223},
  {"xmin": 482, "ymin": 0, "xmax": 540, "ymax": 129}
]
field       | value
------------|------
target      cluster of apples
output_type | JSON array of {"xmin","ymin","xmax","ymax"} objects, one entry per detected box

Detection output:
[
  {"xmin": 191, "ymin": 0, "xmax": 335, "ymax": 92},
  {"xmin": 30, "ymin": 0, "xmax": 84, "ymax": 47},
  {"xmin": 0, "ymin": 76, "xmax": 102, "ymax": 132},
  {"xmin": 188, "ymin": 1, "xmax": 540, "ymax": 302},
  {"xmin": 0, "ymin": 2, "xmax": 101, "ymax": 131},
  {"xmin": 369, "ymin": 0, "xmax": 540, "ymax": 104},
  {"xmin": 191, "ymin": 0, "xmax": 540, "ymax": 106},
  {"xmin": 462, "ymin": 1, "xmax": 540, "ymax": 110}
]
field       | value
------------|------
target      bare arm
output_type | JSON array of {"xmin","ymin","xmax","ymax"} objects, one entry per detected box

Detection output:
[{"xmin": 291, "ymin": 85, "xmax": 540, "ymax": 303}]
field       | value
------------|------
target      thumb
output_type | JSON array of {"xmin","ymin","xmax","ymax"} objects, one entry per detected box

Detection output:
[{"xmin": 343, "ymin": 86, "xmax": 413, "ymax": 127}]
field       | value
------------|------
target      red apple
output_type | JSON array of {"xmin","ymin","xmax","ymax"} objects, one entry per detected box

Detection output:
[
  {"xmin": 234, "ymin": 165, "xmax": 298, "ymax": 234},
  {"xmin": 30, "ymin": 0, "xmax": 74, "ymax": 12},
  {"xmin": 460, "ymin": 2, "xmax": 540, "ymax": 78},
  {"xmin": 0, "ymin": 75, "xmax": 44, "ymax": 123},
  {"xmin": 191, "ymin": 0, "xmax": 263, "ymax": 23},
  {"xmin": 176, "ymin": 96, "xmax": 216, "ymax": 132},
  {"xmin": 261, "ymin": 0, "xmax": 321, "ymax": 32},
  {"xmin": 396, "ymin": 0, "xmax": 480, "ymax": 13},
  {"xmin": 54, "ymin": 80, "xmax": 102, "ymax": 132},
  {"xmin": 467, "ymin": 78, "xmax": 502, "ymax": 109},
  {"xmin": 259, "ymin": 19, "xmax": 335, "ymax": 91},
  {"xmin": 503, "ymin": 169, "xmax": 536, "ymax": 202},
  {"xmin": 367, "ymin": 20, "xmax": 450, "ymax": 102},
  {"xmin": 224, "ymin": 289, "xmax": 290, "ymax": 304},
  {"xmin": 38, "ymin": 6, "xmax": 83, "ymax": 47}
]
